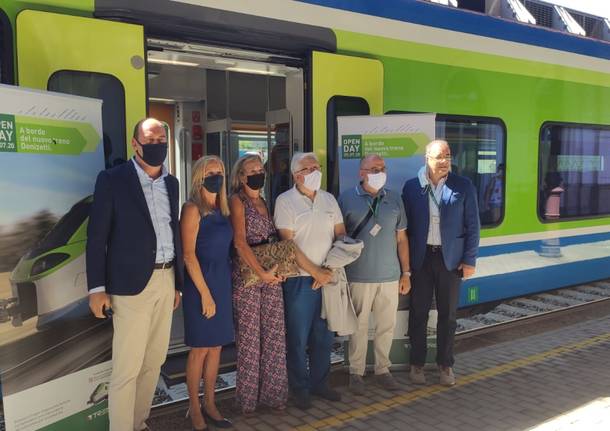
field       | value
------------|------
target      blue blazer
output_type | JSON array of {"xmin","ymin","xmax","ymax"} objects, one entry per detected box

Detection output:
[
  {"xmin": 402, "ymin": 172, "xmax": 480, "ymax": 271},
  {"xmin": 86, "ymin": 161, "xmax": 184, "ymax": 295}
]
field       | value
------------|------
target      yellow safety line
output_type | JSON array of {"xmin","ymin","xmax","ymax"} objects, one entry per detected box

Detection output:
[{"xmin": 296, "ymin": 332, "xmax": 610, "ymax": 430}]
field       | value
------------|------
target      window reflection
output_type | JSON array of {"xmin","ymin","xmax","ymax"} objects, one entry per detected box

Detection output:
[
  {"xmin": 539, "ymin": 124, "xmax": 610, "ymax": 220},
  {"xmin": 437, "ymin": 117, "xmax": 506, "ymax": 226},
  {"xmin": 48, "ymin": 71, "xmax": 126, "ymax": 169}
]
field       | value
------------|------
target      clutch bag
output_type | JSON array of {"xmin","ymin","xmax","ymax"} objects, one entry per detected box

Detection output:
[{"xmin": 236, "ymin": 239, "xmax": 299, "ymax": 287}]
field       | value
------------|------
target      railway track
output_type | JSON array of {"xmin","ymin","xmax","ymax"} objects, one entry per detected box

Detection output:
[{"xmin": 456, "ymin": 280, "xmax": 610, "ymax": 336}]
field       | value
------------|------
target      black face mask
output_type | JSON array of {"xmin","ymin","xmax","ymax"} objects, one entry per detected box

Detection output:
[
  {"xmin": 137, "ymin": 140, "xmax": 167, "ymax": 167},
  {"xmin": 203, "ymin": 174, "xmax": 223, "ymax": 193},
  {"xmin": 246, "ymin": 172, "xmax": 266, "ymax": 190}
]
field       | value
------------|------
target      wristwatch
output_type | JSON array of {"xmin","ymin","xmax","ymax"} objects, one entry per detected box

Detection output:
[{"xmin": 402, "ymin": 271, "xmax": 411, "ymax": 277}]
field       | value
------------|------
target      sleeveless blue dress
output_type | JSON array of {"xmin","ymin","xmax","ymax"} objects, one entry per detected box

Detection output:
[{"xmin": 183, "ymin": 209, "xmax": 234, "ymax": 347}]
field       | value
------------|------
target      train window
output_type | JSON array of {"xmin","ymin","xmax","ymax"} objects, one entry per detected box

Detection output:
[
  {"xmin": 327, "ymin": 96, "xmax": 370, "ymax": 195},
  {"xmin": 48, "ymin": 71, "xmax": 126, "ymax": 168},
  {"xmin": 538, "ymin": 123, "xmax": 610, "ymax": 221},
  {"xmin": 0, "ymin": 8, "xmax": 14, "ymax": 84},
  {"xmin": 436, "ymin": 116, "xmax": 506, "ymax": 226}
]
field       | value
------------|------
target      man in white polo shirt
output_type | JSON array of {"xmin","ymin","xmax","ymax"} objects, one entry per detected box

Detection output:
[{"xmin": 274, "ymin": 152, "xmax": 346, "ymax": 410}]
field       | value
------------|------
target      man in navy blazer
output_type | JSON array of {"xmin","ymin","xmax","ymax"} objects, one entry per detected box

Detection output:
[
  {"xmin": 402, "ymin": 139, "xmax": 480, "ymax": 387},
  {"xmin": 87, "ymin": 118, "xmax": 183, "ymax": 431}
]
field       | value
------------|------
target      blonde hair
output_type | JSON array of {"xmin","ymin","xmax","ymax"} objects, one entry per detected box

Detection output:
[
  {"xmin": 230, "ymin": 153, "xmax": 264, "ymax": 194},
  {"xmin": 190, "ymin": 155, "xmax": 230, "ymax": 217}
]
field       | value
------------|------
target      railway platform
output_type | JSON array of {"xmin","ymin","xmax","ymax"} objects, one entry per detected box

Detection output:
[{"xmin": 149, "ymin": 301, "xmax": 610, "ymax": 430}]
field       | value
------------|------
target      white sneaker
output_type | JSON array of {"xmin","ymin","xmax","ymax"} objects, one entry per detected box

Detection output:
[
  {"xmin": 439, "ymin": 366, "xmax": 456, "ymax": 386},
  {"xmin": 409, "ymin": 366, "xmax": 426, "ymax": 385}
]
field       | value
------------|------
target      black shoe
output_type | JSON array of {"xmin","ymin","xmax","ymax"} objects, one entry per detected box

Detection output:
[
  {"xmin": 202, "ymin": 410, "xmax": 232, "ymax": 429},
  {"xmin": 293, "ymin": 392, "xmax": 312, "ymax": 410},
  {"xmin": 311, "ymin": 386, "xmax": 341, "ymax": 402}
]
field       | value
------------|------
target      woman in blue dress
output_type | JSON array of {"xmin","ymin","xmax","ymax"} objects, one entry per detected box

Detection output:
[{"xmin": 181, "ymin": 155, "xmax": 234, "ymax": 430}]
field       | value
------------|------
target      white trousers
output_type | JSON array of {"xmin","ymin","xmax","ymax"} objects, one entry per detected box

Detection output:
[
  {"xmin": 108, "ymin": 268, "xmax": 175, "ymax": 431},
  {"xmin": 348, "ymin": 281, "xmax": 399, "ymax": 376}
]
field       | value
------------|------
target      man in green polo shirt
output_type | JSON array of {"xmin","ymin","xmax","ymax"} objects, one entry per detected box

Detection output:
[{"xmin": 338, "ymin": 154, "xmax": 412, "ymax": 395}]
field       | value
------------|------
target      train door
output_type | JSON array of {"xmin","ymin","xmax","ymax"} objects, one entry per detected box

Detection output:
[
  {"xmin": 205, "ymin": 118, "xmax": 233, "ymax": 170},
  {"xmin": 146, "ymin": 40, "xmax": 304, "ymax": 361},
  {"xmin": 266, "ymin": 109, "xmax": 293, "ymax": 211},
  {"xmin": 16, "ymin": 10, "xmax": 146, "ymax": 167},
  {"xmin": 146, "ymin": 39, "xmax": 304, "ymax": 206},
  {"xmin": 205, "ymin": 120, "xmax": 229, "ymax": 158},
  {"xmin": 310, "ymin": 51, "xmax": 384, "ymax": 194}
]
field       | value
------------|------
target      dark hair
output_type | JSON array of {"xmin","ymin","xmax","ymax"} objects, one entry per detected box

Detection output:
[{"xmin": 132, "ymin": 119, "xmax": 146, "ymax": 141}]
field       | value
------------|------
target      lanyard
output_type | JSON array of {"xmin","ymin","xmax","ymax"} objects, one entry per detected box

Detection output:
[
  {"xmin": 367, "ymin": 196, "xmax": 381, "ymax": 220},
  {"xmin": 428, "ymin": 186, "xmax": 442, "ymax": 211}
]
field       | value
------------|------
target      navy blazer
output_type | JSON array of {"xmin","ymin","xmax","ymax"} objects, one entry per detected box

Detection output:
[
  {"xmin": 402, "ymin": 172, "xmax": 480, "ymax": 272},
  {"xmin": 86, "ymin": 161, "xmax": 184, "ymax": 295}
]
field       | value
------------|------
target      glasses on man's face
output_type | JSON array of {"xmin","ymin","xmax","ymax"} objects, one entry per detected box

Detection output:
[
  {"xmin": 296, "ymin": 165, "xmax": 321, "ymax": 175},
  {"xmin": 428, "ymin": 155, "xmax": 452, "ymax": 162},
  {"xmin": 362, "ymin": 167, "xmax": 386, "ymax": 174}
]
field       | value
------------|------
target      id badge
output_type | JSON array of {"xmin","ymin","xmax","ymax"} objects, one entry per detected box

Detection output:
[
  {"xmin": 369, "ymin": 223, "xmax": 382, "ymax": 237},
  {"xmin": 431, "ymin": 215, "xmax": 440, "ymax": 224}
]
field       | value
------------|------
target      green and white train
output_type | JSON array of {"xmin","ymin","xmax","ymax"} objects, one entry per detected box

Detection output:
[{"xmin": 1, "ymin": 0, "xmax": 609, "ymax": 327}]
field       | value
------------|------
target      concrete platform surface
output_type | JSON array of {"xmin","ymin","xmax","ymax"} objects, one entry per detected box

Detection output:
[{"xmin": 149, "ymin": 310, "xmax": 610, "ymax": 430}]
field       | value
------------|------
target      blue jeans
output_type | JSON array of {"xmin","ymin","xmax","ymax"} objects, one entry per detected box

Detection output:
[{"xmin": 283, "ymin": 276, "xmax": 333, "ymax": 394}]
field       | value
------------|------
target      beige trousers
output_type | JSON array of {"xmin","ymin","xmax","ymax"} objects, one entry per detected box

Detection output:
[
  {"xmin": 348, "ymin": 281, "xmax": 399, "ymax": 376},
  {"xmin": 109, "ymin": 268, "xmax": 175, "ymax": 431}
]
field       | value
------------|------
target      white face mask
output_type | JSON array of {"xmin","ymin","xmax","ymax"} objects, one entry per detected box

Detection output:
[
  {"xmin": 367, "ymin": 172, "xmax": 387, "ymax": 191},
  {"xmin": 303, "ymin": 169, "xmax": 322, "ymax": 191}
]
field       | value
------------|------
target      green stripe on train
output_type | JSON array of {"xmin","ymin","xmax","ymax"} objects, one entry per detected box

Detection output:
[
  {"xmin": 333, "ymin": 29, "xmax": 610, "ymax": 238},
  {"xmin": 335, "ymin": 29, "xmax": 610, "ymax": 88}
]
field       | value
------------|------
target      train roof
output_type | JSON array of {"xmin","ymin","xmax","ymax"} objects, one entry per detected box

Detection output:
[
  {"xmin": 296, "ymin": 0, "xmax": 610, "ymax": 60},
  {"xmin": 91, "ymin": 0, "xmax": 610, "ymax": 64}
]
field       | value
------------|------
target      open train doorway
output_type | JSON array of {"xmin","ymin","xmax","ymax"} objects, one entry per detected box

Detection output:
[
  {"xmin": 144, "ymin": 39, "xmax": 304, "ymax": 376},
  {"xmin": 145, "ymin": 39, "xmax": 304, "ymax": 208}
]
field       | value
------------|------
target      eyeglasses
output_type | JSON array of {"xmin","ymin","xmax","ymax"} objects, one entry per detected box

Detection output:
[
  {"xmin": 362, "ymin": 167, "xmax": 386, "ymax": 174},
  {"xmin": 427, "ymin": 155, "xmax": 452, "ymax": 162},
  {"xmin": 296, "ymin": 165, "xmax": 321, "ymax": 175}
]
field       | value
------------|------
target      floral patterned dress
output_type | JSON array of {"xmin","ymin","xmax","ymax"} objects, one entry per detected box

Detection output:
[{"xmin": 232, "ymin": 192, "xmax": 288, "ymax": 413}]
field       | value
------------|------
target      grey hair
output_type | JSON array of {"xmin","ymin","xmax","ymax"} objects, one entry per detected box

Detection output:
[
  {"xmin": 425, "ymin": 139, "xmax": 450, "ymax": 156},
  {"xmin": 290, "ymin": 152, "xmax": 319, "ymax": 173},
  {"xmin": 359, "ymin": 154, "xmax": 383, "ymax": 169}
]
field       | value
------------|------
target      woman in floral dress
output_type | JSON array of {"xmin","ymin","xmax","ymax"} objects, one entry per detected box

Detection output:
[{"xmin": 229, "ymin": 154, "xmax": 288, "ymax": 413}]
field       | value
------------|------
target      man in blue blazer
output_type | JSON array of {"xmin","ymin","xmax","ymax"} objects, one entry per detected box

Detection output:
[
  {"xmin": 87, "ymin": 118, "xmax": 183, "ymax": 431},
  {"xmin": 402, "ymin": 139, "xmax": 480, "ymax": 387}
]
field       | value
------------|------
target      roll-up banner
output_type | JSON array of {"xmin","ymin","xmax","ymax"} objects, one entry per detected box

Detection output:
[
  {"xmin": 337, "ymin": 114, "xmax": 436, "ymax": 366},
  {"xmin": 337, "ymin": 114, "xmax": 435, "ymax": 194},
  {"xmin": 0, "ymin": 84, "xmax": 110, "ymax": 431}
]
